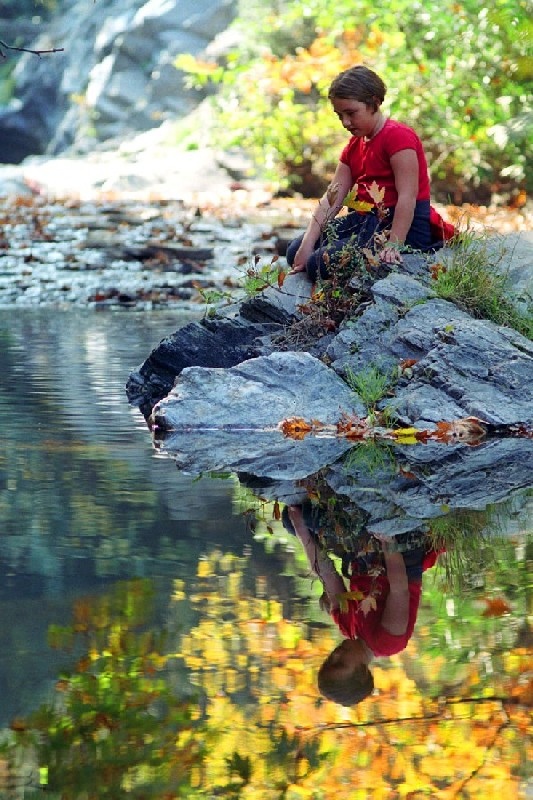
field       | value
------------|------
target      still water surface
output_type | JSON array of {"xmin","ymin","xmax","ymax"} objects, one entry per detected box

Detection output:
[{"xmin": 0, "ymin": 309, "xmax": 531, "ymax": 798}]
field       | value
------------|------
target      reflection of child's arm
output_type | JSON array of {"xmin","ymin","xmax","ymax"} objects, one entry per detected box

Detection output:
[
  {"xmin": 288, "ymin": 506, "xmax": 346, "ymax": 610},
  {"xmin": 381, "ymin": 549, "xmax": 409, "ymax": 635}
]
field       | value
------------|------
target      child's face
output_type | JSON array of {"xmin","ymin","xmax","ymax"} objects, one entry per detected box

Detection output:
[{"xmin": 331, "ymin": 97, "xmax": 378, "ymax": 139}]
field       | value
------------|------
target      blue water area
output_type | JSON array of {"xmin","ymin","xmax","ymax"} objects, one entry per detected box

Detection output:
[
  {"xmin": 0, "ymin": 308, "xmax": 531, "ymax": 797},
  {"xmin": 0, "ymin": 308, "xmax": 250, "ymax": 724}
]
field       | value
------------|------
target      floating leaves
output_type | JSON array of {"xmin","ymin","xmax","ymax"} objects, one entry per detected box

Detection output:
[{"xmin": 279, "ymin": 414, "xmax": 530, "ymax": 446}]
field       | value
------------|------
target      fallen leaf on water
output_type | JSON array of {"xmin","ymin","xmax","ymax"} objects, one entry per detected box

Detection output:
[
  {"xmin": 431, "ymin": 417, "xmax": 487, "ymax": 444},
  {"xmin": 279, "ymin": 417, "xmax": 314, "ymax": 439}
]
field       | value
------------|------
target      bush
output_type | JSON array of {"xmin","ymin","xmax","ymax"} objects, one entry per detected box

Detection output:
[{"xmin": 177, "ymin": 0, "xmax": 532, "ymax": 202}]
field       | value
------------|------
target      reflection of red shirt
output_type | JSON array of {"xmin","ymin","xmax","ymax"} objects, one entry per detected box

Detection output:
[
  {"xmin": 339, "ymin": 119, "xmax": 431, "ymax": 206},
  {"xmin": 331, "ymin": 551, "xmax": 439, "ymax": 657}
]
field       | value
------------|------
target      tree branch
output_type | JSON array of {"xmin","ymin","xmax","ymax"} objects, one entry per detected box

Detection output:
[{"xmin": 0, "ymin": 40, "xmax": 64, "ymax": 59}]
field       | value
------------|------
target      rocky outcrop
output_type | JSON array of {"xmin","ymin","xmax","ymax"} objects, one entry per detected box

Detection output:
[
  {"xmin": 0, "ymin": 0, "xmax": 236, "ymax": 162},
  {"xmin": 127, "ymin": 237, "xmax": 532, "ymax": 534},
  {"xmin": 126, "ymin": 273, "xmax": 313, "ymax": 418}
]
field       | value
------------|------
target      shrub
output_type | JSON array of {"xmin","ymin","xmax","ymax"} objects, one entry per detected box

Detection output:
[{"xmin": 177, "ymin": 0, "xmax": 532, "ymax": 202}]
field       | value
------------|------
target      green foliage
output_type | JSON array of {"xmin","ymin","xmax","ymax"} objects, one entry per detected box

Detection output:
[
  {"xmin": 240, "ymin": 254, "xmax": 285, "ymax": 296},
  {"xmin": 344, "ymin": 363, "xmax": 397, "ymax": 409},
  {"xmin": 1, "ymin": 580, "xmax": 204, "ymax": 798},
  {"xmin": 178, "ymin": 0, "xmax": 532, "ymax": 201},
  {"xmin": 433, "ymin": 231, "xmax": 533, "ymax": 337}
]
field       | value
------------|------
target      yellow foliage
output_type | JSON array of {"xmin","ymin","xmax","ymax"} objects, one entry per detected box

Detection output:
[{"xmin": 169, "ymin": 548, "xmax": 528, "ymax": 799}]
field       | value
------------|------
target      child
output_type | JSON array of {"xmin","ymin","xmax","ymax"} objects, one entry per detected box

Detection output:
[
  {"xmin": 285, "ymin": 504, "xmax": 440, "ymax": 706},
  {"xmin": 286, "ymin": 64, "xmax": 455, "ymax": 281}
]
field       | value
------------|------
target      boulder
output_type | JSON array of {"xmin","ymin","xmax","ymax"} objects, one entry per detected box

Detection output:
[{"xmin": 126, "ymin": 272, "xmax": 312, "ymax": 417}]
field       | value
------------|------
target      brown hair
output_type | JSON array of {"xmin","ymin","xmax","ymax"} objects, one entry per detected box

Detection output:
[
  {"xmin": 328, "ymin": 65, "xmax": 386, "ymax": 112},
  {"xmin": 317, "ymin": 661, "xmax": 374, "ymax": 706}
]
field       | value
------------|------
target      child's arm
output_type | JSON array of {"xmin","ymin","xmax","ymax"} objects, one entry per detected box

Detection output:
[
  {"xmin": 289, "ymin": 162, "xmax": 352, "ymax": 272},
  {"xmin": 380, "ymin": 546, "xmax": 409, "ymax": 635},
  {"xmin": 288, "ymin": 506, "xmax": 346, "ymax": 609}
]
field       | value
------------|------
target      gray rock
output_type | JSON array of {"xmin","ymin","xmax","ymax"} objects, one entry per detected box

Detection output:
[
  {"xmin": 151, "ymin": 350, "xmax": 366, "ymax": 430},
  {"xmin": 0, "ymin": 0, "xmax": 237, "ymax": 162},
  {"xmin": 126, "ymin": 313, "xmax": 279, "ymax": 418},
  {"xmin": 390, "ymin": 303, "xmax": 533, "ymax": 425}
]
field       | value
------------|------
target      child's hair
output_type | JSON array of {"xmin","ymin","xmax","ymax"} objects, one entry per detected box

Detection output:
[
  {"xmin": 317, "ymin": 660, "xmax": 374, "ymax": 706},
  {"xmin": 328, "ymin": 65, "xmax": 386, "ymax": 111}
]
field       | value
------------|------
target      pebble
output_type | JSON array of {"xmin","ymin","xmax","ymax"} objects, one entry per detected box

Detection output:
[{"xmin": 0, "ymin": 194, "xmax": 285, "ymax": 309}]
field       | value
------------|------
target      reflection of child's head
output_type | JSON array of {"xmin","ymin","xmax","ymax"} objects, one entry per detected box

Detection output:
[{"xmin": 318, "ymin": 639, "xmax": 374, "ymax": 706}]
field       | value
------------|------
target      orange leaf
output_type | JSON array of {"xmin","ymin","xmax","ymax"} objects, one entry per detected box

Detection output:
[
  {"xmin": 277, "ymin": 270, "xmax": 286, "ymax": 288},
  {"xmin": 482, "ymin": 597, "xmax": 512, "ymax": 617},
  {"xmin": 431, "ymin": 417, "xmax": 487, "ymax": 444},
  {"xmin": 279, "ymin": 417, "xmax": 313, "ymax": 440},
  {"xmin": 273, "ymin": 501, "xmax": 281, "ymax": 521},
  {"xmin": 399, "ymin": 466, "xmax": 417, "ymax": 480},
  {"xmin": 399, "ymin": 358, "xmax": 418, "ymax": 371}
]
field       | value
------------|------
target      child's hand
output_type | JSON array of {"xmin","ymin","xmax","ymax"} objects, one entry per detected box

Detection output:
[{"xmin": 378, "ymin": 244, "xmax": 403, "ymax": 265}]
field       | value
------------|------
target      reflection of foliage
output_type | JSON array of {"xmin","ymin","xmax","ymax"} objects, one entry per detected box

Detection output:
[
  {"xmin": 173, "ymin": 548, "xmax": 532, "ymax": 798},
  {"xmin": 2, "ymin": 531, "xmax": 530, "ymax": 797},
  {"xmin": 1, "ymin": 580, "xmax": 203, "ymax": 798},
  {"xmin": 427, "ymin": 501, "xmax": 522, "ymax": 590}
]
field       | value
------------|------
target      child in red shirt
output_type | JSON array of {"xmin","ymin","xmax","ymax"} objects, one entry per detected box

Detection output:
[
  {"xmin": 285, "ymin": 504, "xmax": 441, "ymax": 706},
  {"xmin": 286, "ymin": 64, "xmax": 455, "ymax": 281}
]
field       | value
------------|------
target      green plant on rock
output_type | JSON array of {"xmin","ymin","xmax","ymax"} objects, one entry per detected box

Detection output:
[
  {"xmin": 240, "ymin": 253, "xmax": 286, "ymax": 297},
  {"xmin": 432, "ymin": 230, "xmax": 533, "ymax": 338},
  {"xmin": 344, "ymin": 363, "xmax": 398, "ymax": 411}
]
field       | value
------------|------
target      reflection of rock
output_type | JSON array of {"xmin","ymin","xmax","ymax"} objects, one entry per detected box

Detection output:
[
  {"xmin": 326, "ymin": 438, "xmax": 533, "ymax": 535},
  {"xmin": 157, "ymin": 419, "xmax": 533, "ymax": 533}
]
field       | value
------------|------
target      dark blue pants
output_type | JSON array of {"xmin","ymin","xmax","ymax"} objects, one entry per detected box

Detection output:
[{"xmin": 286, "ymin": 199, "xmax": 439, "ymax": 281}]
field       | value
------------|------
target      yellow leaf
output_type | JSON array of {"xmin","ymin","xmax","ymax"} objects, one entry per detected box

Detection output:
[
  {"xmin": 360, "ymin": 595, "xmax": 378, "ymax": 616},
  {"xmin": 391, "ymin": 427, "xmax": 421, "ymax": 444},
  {"xmin": 344, "ymin": 186, "xmax": 375, "ymax": 212},
  {"xmin": 367, "ymin": 180, "xmax": 386, "ymax": 204},
  {"xmin": 337, "ymin": 590, "xmax": 364, "ymax": 612}
]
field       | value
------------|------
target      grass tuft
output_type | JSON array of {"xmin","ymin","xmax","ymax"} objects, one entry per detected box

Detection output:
[{"xmin": 432, "ymin": 229, "xmax": 533, "ymax": 339}]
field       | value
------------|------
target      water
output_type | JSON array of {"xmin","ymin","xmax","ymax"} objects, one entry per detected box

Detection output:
[{"xmin": 0, "ymin": 309, "xmax": 531, "ymax": 798}]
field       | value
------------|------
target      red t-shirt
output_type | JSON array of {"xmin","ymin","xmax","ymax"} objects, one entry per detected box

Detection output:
[
  {"xmin": 331, "ymin": 551, "xmax": 440, "ymax": 657},
  {"xmin": 339, "ymin": 119, "xmax": 431, "ymax": 207}
]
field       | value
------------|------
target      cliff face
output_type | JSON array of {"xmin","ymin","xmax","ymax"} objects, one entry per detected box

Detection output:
[{"xmin": 0, "ymin": 0, "xmax": 236, "ymax": 163}]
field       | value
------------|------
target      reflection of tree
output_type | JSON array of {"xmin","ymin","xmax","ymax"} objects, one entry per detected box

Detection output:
[
  {"xmin": 174, "ymin": 549, "xmax": 531, "ymax": 797},
  {"xmin": 1, "ymin": 580, "xmax": 203, "ymax": 798},
  {"xmin": 2, "ymin": 539, "xmax": 530, "ymax": 798}
]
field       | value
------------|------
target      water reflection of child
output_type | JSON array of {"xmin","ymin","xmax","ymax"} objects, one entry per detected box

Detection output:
[{"xmin": 285, "ymin": 504, "xmax": 440, "ymax": 707}]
